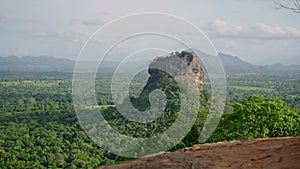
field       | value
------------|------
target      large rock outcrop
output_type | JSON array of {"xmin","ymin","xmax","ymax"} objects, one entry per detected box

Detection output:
[{"xmin": 140, "ymin": 51, "xmax": 204, "ymax": 96}]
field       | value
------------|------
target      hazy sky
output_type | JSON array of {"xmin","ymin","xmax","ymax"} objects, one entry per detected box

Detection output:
[{"xmin": 0, "ymin": 0, "xmax": 299, "ymax": 65}]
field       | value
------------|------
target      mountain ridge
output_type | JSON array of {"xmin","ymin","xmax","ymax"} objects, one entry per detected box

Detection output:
[
  {"xmin": 0, "ymin": 55, "xmax": 75, "ymax": 72},
  {"xmin": 1, "ymin": 52, "xmax": 299, "ymax": 73}
]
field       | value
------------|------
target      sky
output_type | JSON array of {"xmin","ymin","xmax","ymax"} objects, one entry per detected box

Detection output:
[{"xmin": 0, "ymin": 0, "xmax": 299, "ymax": 65}]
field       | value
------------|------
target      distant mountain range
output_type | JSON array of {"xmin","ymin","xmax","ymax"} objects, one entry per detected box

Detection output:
[
  {"xmin": 0, "ymin": 56, "xmax": 75, "ymax": 72},
  {"xmin": 0, "ymin": 53, "xmax": 299, "ymax": 74},
  {"xmin": 218, "ymin": 53, "xmax": 258, "ymax": 73},
  {"xmin": 219, "ymin": 52, "xmax": 300, "ymax": 74}
]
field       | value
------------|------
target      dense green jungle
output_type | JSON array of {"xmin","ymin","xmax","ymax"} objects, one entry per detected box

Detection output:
[{"xmin": 0, "ymin": 63, "xmax": 299, "ymax": 168}]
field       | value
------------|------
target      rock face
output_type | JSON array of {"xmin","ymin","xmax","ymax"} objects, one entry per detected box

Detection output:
[
  {"xmin": 97, "ymin": 137, "xmax": 300, "ymax": 169},
  {"xmin": 141, "ymin": 51, "xmax": 204, "ymax": 96}
]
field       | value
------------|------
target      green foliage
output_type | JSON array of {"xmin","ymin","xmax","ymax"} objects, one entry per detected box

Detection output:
[
  {"xmin": 0, "ymin": 76, "xmax": 114, "ymax": 168},
  {"xmin": 226, "ymin": 73, "xmax": 300, "ymax": 113},
  {"xmin": 101, "ymin": 75, "xmax": 182, "ymax": 139},
  {"xmin": 208, "ymin": 95, "xmax": 300, "ymax": 142},
  {"xmin": 0, "ymin": 66, "xmax": 300, "ymax": 168}
]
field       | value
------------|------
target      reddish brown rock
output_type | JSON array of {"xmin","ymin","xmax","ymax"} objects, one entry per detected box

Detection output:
[
  {"xmin": 97, "ymin": 137, "xmax": 300, "ymax": 169},
  {"xmin": 141, "ymin": 51, "xmax": 204, "ymax": 96}
]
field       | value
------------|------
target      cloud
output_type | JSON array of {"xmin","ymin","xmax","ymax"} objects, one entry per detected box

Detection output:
[
  {"xmin": 81, "ymin": 19, "xmax": 104, "ymax": 26},
  {"xmin": 70, "ymin": 18, "xmax": 105, "ymax": 27},
  {"xmin": 0, "ymin": 15, "xmax": 39, "ymax": 24},
  {"xmin": 209, "ymin": 19, "xmax": 244, "ymax": 37},
  {"xmin": 17, "ymin": 18, "xmax": 39, "ymax": 24},
  {"xmin": 36, "ymin": 29, "xmax": 84, "ymax": 44},
  {"xmin": 208, "ymin": 19, "xmax": 300, "ymax": 40},
  {"xmin": 225, "ymin": 41, "xmax": 238, "ymax": 48}
]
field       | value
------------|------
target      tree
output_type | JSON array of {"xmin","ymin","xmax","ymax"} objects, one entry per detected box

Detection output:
[
  {"xmin": 208, "ymin": 95, "xmax": 300, "ymax": 142},
  {"xmin": 274, "ymin": 0, "xmax": 300, "ymax": 13}
]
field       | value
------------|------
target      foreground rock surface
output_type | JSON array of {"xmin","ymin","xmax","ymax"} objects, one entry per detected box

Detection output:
[{"xmin": 97, "ymin": 137, "xmax": 300, "ymax": 169}]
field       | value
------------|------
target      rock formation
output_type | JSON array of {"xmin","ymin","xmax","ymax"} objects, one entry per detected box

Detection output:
[
  {"xmin": 97, "ymin": 137, "xmax": 300, "ymax": 169},
  {"xmin": 140, "ymin": 51, "xmax": 204, "ymax": 96}
]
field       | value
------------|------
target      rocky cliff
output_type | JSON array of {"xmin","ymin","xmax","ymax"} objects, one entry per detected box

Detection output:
[{"xmin": 140, "ymin": 51, "xmax": 204, "ymax": 96}]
